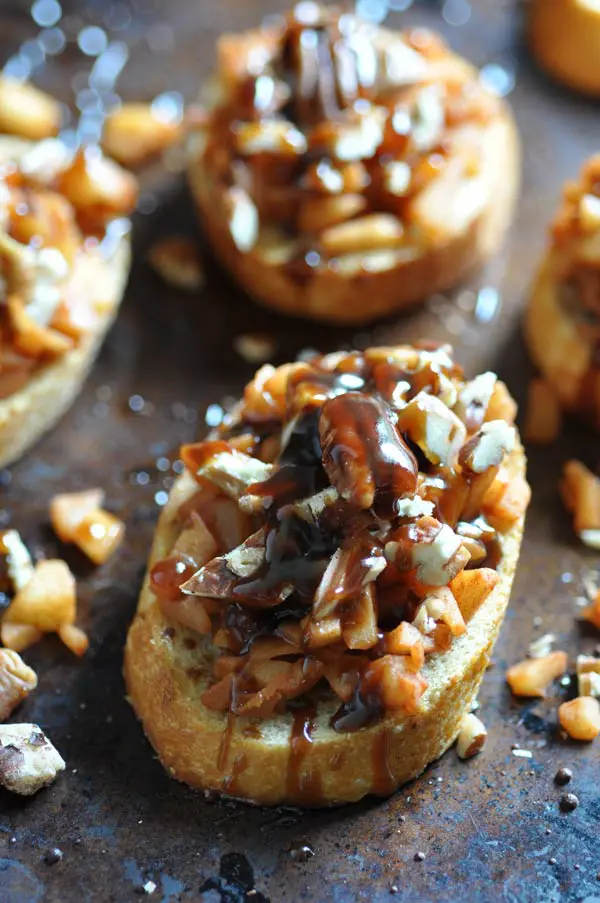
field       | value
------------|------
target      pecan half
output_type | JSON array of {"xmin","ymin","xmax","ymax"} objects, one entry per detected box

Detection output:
[{"xmin": 319, "ymin": 392, "xmax": 418, "ymax": 514}]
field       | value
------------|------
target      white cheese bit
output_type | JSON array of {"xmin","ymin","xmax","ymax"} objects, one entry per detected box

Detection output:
[
  {"xmin": 196, "ymin": 450, "xmax": 272, "ymax": 500},
  {"xmin": 395, "ymin": 497, "xmax": 435, "ymax": 518},
  {"xmin": 456, "ymin": 713, "xmax": 487, "ymax": 759},
  {"xmin": 383, "ymin": 161, "xmax": 411, "ymax": 197},
  {"xmin": 412, "ymin": 523, "xmax": 466, "ymax": 586},
  {"xmin": 26, "ymin": 247, "xmax": 69, "ymax": 326},
  {"xmin": 528, "ymin": 633, "xmax": 556, "ymax": 659},
  {"xmin": 19, "ymin": 138, "xmax": 72, "ymax": 184},
  {"xmin": 333, "ymin": 106, "xmax": 387, "ymax": 162},
  {"xmin": 411, "ymin": 84, "xmax": 445, "ymax": 153},
  {"xmin": 0, "ymin": 724, "xmax": 65, "ymax": 796},
  {"xmin": 224, "ymin": 545, "xmax": 265, "ymax": 578},
  {"xmin": 1, "ymin": 529, "xmax": 34, "ymax": 592},
  {"xmin": 228, "ymin": 187, "xmax": 259, "ymax": 253},
  {"xmin": 466, "ymin": 420, "xmax": 516, "ymax": 473}
]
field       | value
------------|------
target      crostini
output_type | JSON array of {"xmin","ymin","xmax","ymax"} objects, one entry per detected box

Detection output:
[
  {"xmin": 125, "ymin": 343, "xmax": 530, "ymax": 806},
  {"xmin": 529, "ymin": 0, "xmax": 600, "ymax": 96},
  {"xmin": 187, "ymin": 3, "xmax": 520, "ymax": 324},
  {"xmin": 0, "ymin": 137, "xmax": 137, "ymax": 466},
  {"xmin": 525, "ymin": 155, "xmax": 600, "ymax": 429}
]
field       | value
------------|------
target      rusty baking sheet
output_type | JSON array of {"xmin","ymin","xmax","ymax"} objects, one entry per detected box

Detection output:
[{"xmin": 1, "ymin": 1, "xmax": 599, "ymax": 901}]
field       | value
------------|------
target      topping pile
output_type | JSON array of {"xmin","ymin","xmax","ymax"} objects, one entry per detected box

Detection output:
[
  {"xmin": 552, "ymin": 155, "xmax": 600, "ymax": 329},
  {"xmin": 150, "ymin": 345, "xmax": 530, "ymax": 731},
  {"xmin": 0, "ymin": 140, "xmax": 137, "ymax": 399},
  {"xmin": 192, "ymin": 2, "xmax": 500, "ymax": 276}
]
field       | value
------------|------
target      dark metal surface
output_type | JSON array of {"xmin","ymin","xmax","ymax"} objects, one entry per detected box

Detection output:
[{"xmin": 1, "ymin": 2, "xmax": 599, "ymax": 901}]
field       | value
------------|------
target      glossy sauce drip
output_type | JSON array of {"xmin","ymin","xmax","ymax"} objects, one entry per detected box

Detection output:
[
  {"xmin": 371, "ymin": 728, "xmax": 396, "ymax": 797},
  {"xmin": 286, "ymin": 703, "xmax": 323, "ymax": 804},
  {"xmin": 150, "ymin": 555, "xmax": 199, "ymax": 602},
  {"xmin": 217, "ymin": 711, "xmax": 235, "ymax": 772},
  {"xmin": 222, "ymin": 754, "xmax": 248, "ymax": 796},
  {"xmin": 247, "ymin": 409, "xmax": 325, "ymax": 508},
  {"xmin": 331, "ymin": 681, "xmax": 384, "ymax": 733},
  {"xmin": 319, "ymin": 393, "xmax": 418, "ymax": 517}
]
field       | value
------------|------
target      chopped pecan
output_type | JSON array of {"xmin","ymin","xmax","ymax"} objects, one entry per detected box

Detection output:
[
  {"xmin": 385, "ymin": 516, "xmax": 470, "ymax": 588},
  {"xmin": 319, "ymin": 392, "xmax": 418, "ymax": 513},
  {"xmin": 397, "ymin": 391, "xmax": 466, "ymax": 468},
  {"xmin": 0, "ymin": 649, "xmax": 37, "ymax": 722}
]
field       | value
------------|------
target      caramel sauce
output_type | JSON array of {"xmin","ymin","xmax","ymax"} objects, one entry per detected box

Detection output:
[
  {"xmin": 286, "ymin": 703, "xmax": 323, "ymax": 805},
  {"xmin": 222, "ymin": 754, "xmax": 248, "ymax": 795},
  {"xmin": 371, "ymin": 728, "xmax": 396, "ymax": 797},
  {"xmin": 149, "ymin": 554, "xmax": 198, "ymax": 601},
  {"xmin": 320, "ymin": 393, "xmax": 418, "ymax": 516},
  {"xmin": 331, "ymin": 682, "xmax": 384, "ymax": 733}
]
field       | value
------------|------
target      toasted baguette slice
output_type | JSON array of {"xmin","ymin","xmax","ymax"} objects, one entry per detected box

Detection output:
[
  {"xmin": 125, "ymin": 443, "xmax": 526, "ymax": 807},
  {"xmin": 529, "ymin": 0, "xmax": 600, "ymax": 97},
  {"xmin": 0, "ymin": 137, "xmax": 131, "ymax": 467},
  {"xmin": 524, "ymin": 253, "xmax": 595, "ymax": 419},
  {"xmin": 189, "ymin": 104, "xmax": 519, "ymax": 325}
]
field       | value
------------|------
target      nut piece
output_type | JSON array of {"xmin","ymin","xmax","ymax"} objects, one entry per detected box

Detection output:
[
  {"xmin": 454, "ymin": 371, "xmax": 497, "ymax": 429},
  {"xmin": 528, "ymin": 633, "xmax": 556, "ymax": 659},
  {"xmin": 398, "ymin": 391, "xmax": 467, "ymax": 468},
  {"xmin": 0, "ymin": 529, "xmax": 34, "ymax": 592},
  {"xmin": 148, "ymin": 238, "xmax": 205, "ymax": 291},
  {"xmin": 4, "ymin": 559, "xmax": 76, "ymax": 632},
  {"xmin": 459, "ymin": 421, "xmax": 515, "ymax": 474},
  {"xmin": 0, "ymin": 723, "xmax": 65, "ymax": 795},
  {"xmin": 102, "ymin": 102, "xmax": 182, "ymax": 167},
  {"xmin": 558, "ymin": 696, "xmax": 600, "ymax": 742},
  {"xmin": 576, "ymin": 655, "xmax": 600, "ymax": 698},
  {"xmin": 456, "ymin": 712, "xmax": 487, "ymax": 759},
  {"xmin": 0, "ymin": 650, "xmax": 38, "ymax": 722},
  {"xmin": 386, "ymin": 517, "xmax": 470, "ymax": 588},
  {"xmin": 523, "ymin": 378, "xmax": 562, "ymax": 445},
  {"xmin": 560, "ymin": 460, "xmax": 600, "ymax": 549},
  {"xmin": 506, "ymin": 651, "xmax": 568, "ymax": 698},
  {"xmin": 583, "ymin": 591, "xmax": 600, "ymax": 630},
  {"xmin": 320, "ymin": 214, "xmax": 404, "ymax": 257},
  {"xmin": 72, "ymin": 510, "xmax": 125, "ymax": 566},
  {"xmin": 0, "ymin": 76, "xmax": 61, "ymax": 140},
  {"xmin": 50, "ymin": 488, "xmax": 105, "ymax": 544}
]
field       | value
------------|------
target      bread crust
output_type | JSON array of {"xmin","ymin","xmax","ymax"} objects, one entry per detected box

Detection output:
[
  {"xmin": 188, "ymin": 90, "xmax": 519, "ymax": 325},
  {"xmin": 124, "ymin": 446, "xmax": 526, "ymax": 807},
  {"xmin": 0, "ymin": 137, "xmax": 131, "ymax": 467},
  {"xmin": 529, "ymin": 0, "xmax": 600, "ymax": 96}
]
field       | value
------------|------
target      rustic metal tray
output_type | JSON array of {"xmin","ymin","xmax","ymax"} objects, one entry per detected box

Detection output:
[{"xmin": 1, "ymin": 1, "xmax": 599, "ymax": 901}]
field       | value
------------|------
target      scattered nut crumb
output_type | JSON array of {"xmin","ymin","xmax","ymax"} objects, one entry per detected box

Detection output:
[
  {"xmin": 456, "ymin": 712, "xmax": 487, "ymax": 759},
  {"xmin": 558, "ymin": 696, "xmax": 600, "ymax": 741},
  {"xmin": 506, "ymin": 651, "xmax": 568, "ymax": 697},
  {"xmin": 148, "ymin": 237, "xmax": 205, "ymax": 291},
  {"xmin": 0, "ymin": 724, "xmax": 65, "ymax": 795},
  {"xmin": 528, "ymin": 633, "xmax": 557, "ymax": 659},
  {"xmin": 233, "ymin": 334, "xmax": 278, "ymax": 365},
  {"xmin": 0, "ymin": 649, "xmax": 38, "ymax": 722}
]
